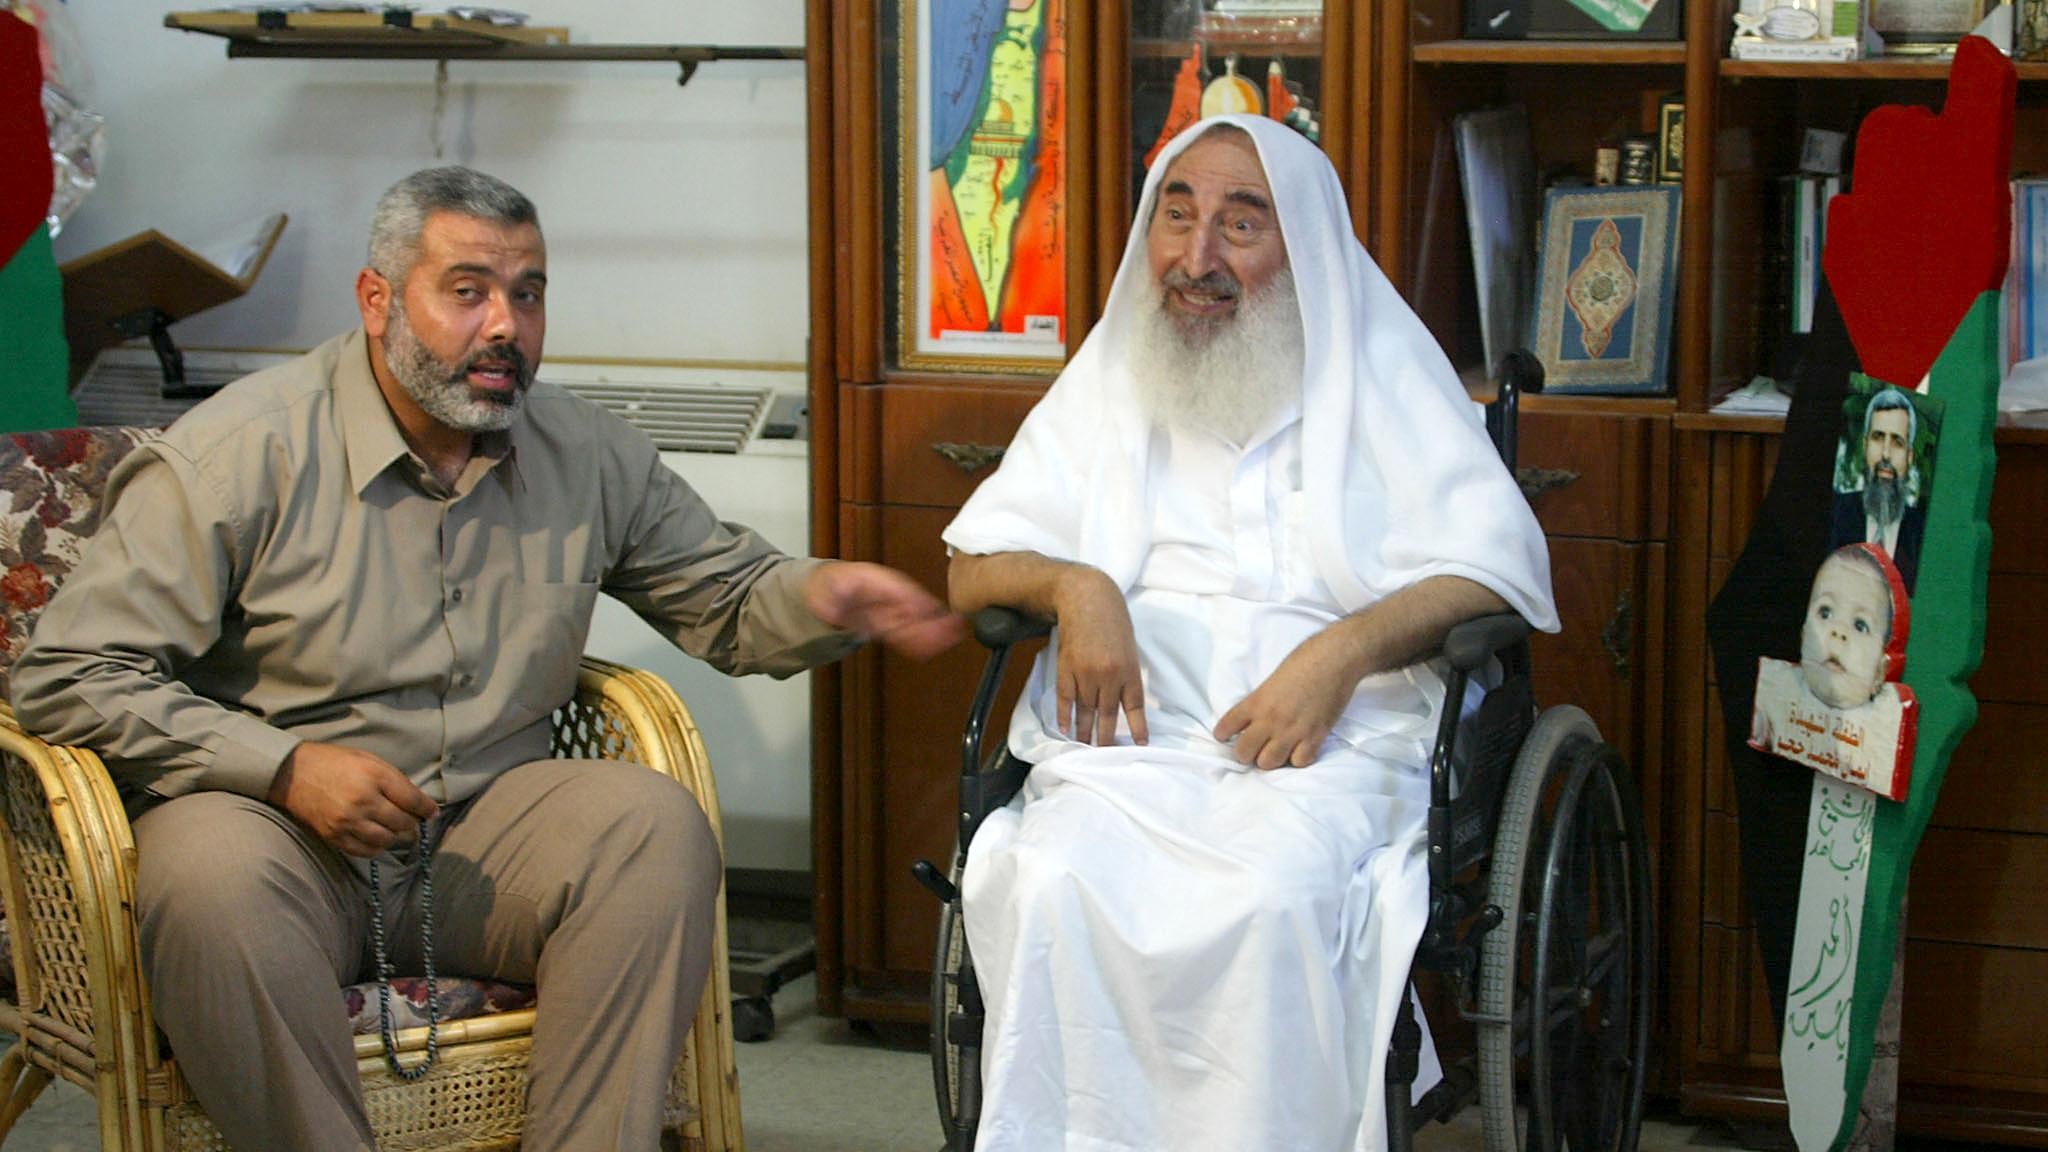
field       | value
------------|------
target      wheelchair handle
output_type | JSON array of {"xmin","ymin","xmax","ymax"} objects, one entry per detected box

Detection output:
[
  {"xmin": 972, "ymin": 605, "xmax": 1054, "ymax": 650},
  {"xmin": 1442, "ymin": 613, "xmax": 1534, "ymax": 673}
]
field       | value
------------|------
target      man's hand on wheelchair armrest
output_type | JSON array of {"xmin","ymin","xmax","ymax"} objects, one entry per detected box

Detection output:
[
  {"xmin": 1441, "ymin": 613, "xmax": 1534, "ymax": 673},
  {"xmin": 804, "ymin": 561, "xmax": 967, "ymax": 661}
]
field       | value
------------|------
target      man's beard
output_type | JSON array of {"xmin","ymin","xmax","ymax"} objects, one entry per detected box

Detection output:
[
  {"xmin": 1128, "ymin": 265, "xmax": 1304, "ymax": 445},
  {"xmin": 384, "ymin": 300, "xmax": 534, "ymax": 433},
  {"xmin": 1862, "ymin": 470, "xmax": 1906, "ymax": 528}
]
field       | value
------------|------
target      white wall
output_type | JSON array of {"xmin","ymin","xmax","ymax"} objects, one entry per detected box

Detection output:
[
  {"xmin": 49, "ymin": 2, "xmax": 811, "ymax": 364},
  {"xmin": 47, "ymin": 3, "xmax": 820, "ymax": 871}
]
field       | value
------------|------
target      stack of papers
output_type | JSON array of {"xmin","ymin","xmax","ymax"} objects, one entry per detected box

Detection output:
[{"xmin": 1712, "ymin": 376, "xmax": 1793, "ymax": 417}]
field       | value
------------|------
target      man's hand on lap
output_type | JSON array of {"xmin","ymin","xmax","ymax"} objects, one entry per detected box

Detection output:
[
  {"xmin": 268, "ymin": 741, "xmax": 440, "ymax": 858},
  {"xmin": 1215, "ymin": 631, "xmax": 1357, "ymax": 770}
]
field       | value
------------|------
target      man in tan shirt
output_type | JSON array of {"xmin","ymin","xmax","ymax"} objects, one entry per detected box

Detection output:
[{"xmin": 8, "ymin": 166, "xmax": 961, "ymax": 1152}]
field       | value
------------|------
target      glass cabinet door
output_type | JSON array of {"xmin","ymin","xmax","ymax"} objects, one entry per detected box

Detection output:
[{"xmin": 1125, "ymin": 0, "xmax": 1328, "ymax": 213}]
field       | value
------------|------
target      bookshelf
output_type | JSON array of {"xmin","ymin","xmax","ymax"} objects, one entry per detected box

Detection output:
[{"xmin": 1377, "ymin": 2, "xmax": 2048, "ymax": 1141}]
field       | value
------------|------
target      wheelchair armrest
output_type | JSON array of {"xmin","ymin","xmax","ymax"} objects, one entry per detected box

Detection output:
[
  {"xmin": 1442, "ymin": 612, "xmax": 1533, "ymax": 673},
  {"xmin": 972, "ymin": 606, "xmax": 1054, "ymax": 650}
]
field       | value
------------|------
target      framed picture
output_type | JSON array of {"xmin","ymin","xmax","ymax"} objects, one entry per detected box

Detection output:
[
  {"xmin": 1868, "ymin": 0, "xmax": 1987, "ymax": 48},
  {"xmin": 1656, "ymin": 95, "xmax": 1684, "ymax": 184},
  {"xmin": 897, "ymin": 0, "xmax": 1069, "ymax": 373},
  {"xmin": 1530, "ymin": 185, "xmax": 1681, "ymax": 395}
]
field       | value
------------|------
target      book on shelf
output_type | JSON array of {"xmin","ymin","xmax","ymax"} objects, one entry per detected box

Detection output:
[
  {"xmin": 1452, "ymin": 105, "xmax": 1537, "ymax": 384},
  {"xmin": 2003, "ymin": 178, "xmax": 2048, "ymax": 395},
  {"xmin": 1783, "ymin": 174, "xmax": 1840, "ymax": 336}
]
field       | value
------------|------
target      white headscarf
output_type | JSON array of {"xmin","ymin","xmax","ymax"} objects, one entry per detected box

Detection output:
[{"xmin": 944, "ymin": 114, "xmax": 1557, "ymax": 632}]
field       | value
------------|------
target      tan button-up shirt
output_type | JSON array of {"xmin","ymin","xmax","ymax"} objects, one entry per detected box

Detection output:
[{"xmin": 10, "ymin": 329, "xmax": 857, "ymax": 809}]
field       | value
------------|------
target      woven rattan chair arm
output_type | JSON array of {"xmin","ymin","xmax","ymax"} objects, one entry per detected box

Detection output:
[{"xmin": 0, "ymin": 704, "xmax": 162, "ymax": 1135}]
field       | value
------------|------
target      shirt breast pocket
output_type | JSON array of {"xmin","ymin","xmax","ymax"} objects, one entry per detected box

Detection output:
[{"xmin": 507, "ymin": 580, "xmax": 602, "ymax": 724}]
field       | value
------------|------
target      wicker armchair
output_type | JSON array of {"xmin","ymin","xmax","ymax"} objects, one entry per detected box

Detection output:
[{"xmin": 0, "ymin": 428, "xmax": 744, "ymax": 1151}]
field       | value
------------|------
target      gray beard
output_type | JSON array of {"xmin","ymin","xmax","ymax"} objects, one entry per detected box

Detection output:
[
  {"xmin": 1863, "ymin": 472, "xmax": 1905, "ymax": 528},
  {"xmin": 384, "ymin": 301, "xmax": 531, "ymax": 434},
  {"xmin": 1128, "ymin": 267, "xmax": 1305, "ymax": 446}
]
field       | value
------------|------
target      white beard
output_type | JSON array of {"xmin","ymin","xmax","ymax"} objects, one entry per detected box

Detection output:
[{"xmin": 1128, "ymin": 267, "xmax": 1304, "ymax": 446}]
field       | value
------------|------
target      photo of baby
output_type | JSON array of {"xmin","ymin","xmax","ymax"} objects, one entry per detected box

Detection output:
[{"xmin": 1750, "ymin": 543, "xmax": 1920, "ymax": 801}]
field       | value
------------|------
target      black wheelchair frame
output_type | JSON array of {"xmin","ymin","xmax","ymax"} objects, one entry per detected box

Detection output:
[{"xmin": 913, "ymin": 352, "xmax": 1655, "ymax": 1152}]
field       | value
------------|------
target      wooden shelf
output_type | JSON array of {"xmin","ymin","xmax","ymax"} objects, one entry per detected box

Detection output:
[
  {"xmin": 1131, "ymin": 35, "xmax": 1323, "ymax": 59},
  {"xmin": 1412, "ymin": 38, "xmax": 1686, "ymax": 66},
  {"xmin": 164, "ymin": 11, "xmax": 802, "ymax": 82},
  {"xmin": 1722, "ymin": 56, "xmax": 2048, "ymax": 81},
  {"xmin": 1674, "ymin": 409, "xmax": 2048, "ymax": 444}
]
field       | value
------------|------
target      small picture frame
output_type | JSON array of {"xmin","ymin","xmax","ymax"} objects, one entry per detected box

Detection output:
[
  {"xmin": 1655, "ymin": 95, "xmax": 1685, "ymax": 184},
  {"xmin": 1529, "ymin": 185, "xmax": 1682, "ymax": 395}
]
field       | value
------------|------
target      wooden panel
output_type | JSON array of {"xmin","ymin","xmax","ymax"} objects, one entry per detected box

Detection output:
[
  {"xmin": 1531, "ymin": 537, "xmax": 1640, "ymax": 759},
  {"xmin": 867, "ymin": 504, "xmax": 1043, "ymax": 978},
  {"xmin": 1517, "ymin": 409, "xmax": 1671, "ymax": 541},
  {"xmin": 1973, "ymin": 571, "xmax": 2048, "ymax": 705},
  {"xmin": 1901, "ymin": 939, "xmax": 2048, "ymax": 1093},
  {"xmin": 1938, "ymin": 703, "xmax": 2048, "ymax": 836},
  {"xmin": 1907, "ymin": 828, "xmax": 2048, "ymax": 951},
  {"xmin": 1990, "ymin": 445, "xmax": 2048, "ymax": 575},
  {"xmin": 877, "ymin": 384, "xmax": 1042, "ymax": 507}
]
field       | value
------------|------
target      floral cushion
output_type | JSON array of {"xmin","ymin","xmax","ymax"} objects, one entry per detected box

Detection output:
[
  {"xmin": 0, "ymin": 426, "xmax": 162, "ymax": 699},
  {"xmin": 343, "ymin": 976, "xmax": 539, "ymax": 1035}
]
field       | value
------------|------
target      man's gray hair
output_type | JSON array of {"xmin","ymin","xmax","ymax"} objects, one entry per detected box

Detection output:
[
  {"xmin": 1864, "ymin": 386, "xmax": 1917, "ymax": 449},
  {"xmin": 367, "ymin": 166, "xmax": 539, "ymax": 284}
]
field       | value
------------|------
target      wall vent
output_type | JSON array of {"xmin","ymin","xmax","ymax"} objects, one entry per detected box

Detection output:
[
  {"xmin": 72, "ymin": 361, "xmax": 266, "ymax": 428},
  {"xmin": 550, "ymin": 380, "xmax": 770, "ymax": 454}
]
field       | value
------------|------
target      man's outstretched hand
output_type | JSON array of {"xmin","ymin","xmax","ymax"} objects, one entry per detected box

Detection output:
[
  {"xmin": 268, "ymin": 741, "xmax": 439, "ymax": 858},
  {"xmin": 806, "ymin": 561, "xmax": 966, "ymax": 661}
]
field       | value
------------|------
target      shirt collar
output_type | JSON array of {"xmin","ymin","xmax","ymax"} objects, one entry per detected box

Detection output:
[{"xmin": 336, "ymin": 328, "xmax": 523, "ymax": 496}]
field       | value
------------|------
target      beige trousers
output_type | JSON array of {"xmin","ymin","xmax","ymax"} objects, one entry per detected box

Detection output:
[{"xmin": 132, "ymin": 758, "xmax": 723, "ymax": 1152}]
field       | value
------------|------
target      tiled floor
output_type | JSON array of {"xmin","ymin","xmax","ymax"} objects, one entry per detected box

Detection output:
[{"xmin": 0, "ymin": 980, "xmax": 1972, "ymax": 1151}]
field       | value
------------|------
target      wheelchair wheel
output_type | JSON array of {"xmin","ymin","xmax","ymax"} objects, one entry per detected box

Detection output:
[
  {"xmin": 1476, "ymin": 706, "xmax": 1653, "ymax": 1152},
  {"xmin": 932, "ymin": 849, "xmax": 970, "ymax": 1146}
]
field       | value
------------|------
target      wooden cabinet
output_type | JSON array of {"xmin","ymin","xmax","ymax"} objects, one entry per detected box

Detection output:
[
  {"xmin": 1373, "ymin": 1, "xmax": 2048, "ymax": 1141},
  {"xmin": 807, "ymin": 0, "xmax": 1384, "ymax": 1021}
]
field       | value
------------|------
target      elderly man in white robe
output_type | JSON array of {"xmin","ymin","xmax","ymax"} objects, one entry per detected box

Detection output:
[{"xmin": 941, "ymin": 115, "xmax": 1558, "ymax": 1151}]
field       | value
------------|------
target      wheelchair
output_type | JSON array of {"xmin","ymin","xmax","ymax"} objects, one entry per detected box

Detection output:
[{"xmin": 912, "ymin": 352, "xmax": 1655, "ymax": 1152}]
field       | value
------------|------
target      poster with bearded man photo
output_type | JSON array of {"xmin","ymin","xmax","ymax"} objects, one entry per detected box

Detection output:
[{"xmin": 1829, "ymin": 379, "xmax": 1943, "ymax": 596}]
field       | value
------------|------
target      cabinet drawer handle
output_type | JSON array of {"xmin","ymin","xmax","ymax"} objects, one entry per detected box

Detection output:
[
  {"xmin": 933, "ymin": 442, "xmax": 1006, "ymax": 474},
  {"xmin": 1516, "ymin": 466, "xmax": 1581, "ymax": 501},
  {"xmin": 1601, "ymin": 590, "xmax": 1633, "ymax": 679}
]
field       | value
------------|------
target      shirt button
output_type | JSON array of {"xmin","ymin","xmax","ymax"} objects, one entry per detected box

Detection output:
[{"xmin": 450, "ymin": 588, "xmax": 464, "ymax": 604}]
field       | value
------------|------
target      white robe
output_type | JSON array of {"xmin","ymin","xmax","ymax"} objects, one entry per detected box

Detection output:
[
  {"xmin": 961, "ymin": 423, "xmax": 1439, "ymax": 1152},
  {"xmin": 942, "ymin": 115, "xmax": 1556, "ymax": 1152}
]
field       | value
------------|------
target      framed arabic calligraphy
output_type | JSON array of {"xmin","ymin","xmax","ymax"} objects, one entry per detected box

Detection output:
[
  {"xmin": 895, "ymin": 0, "xmax": 1070, "ymax": 373},
  {"xmin": 1529, "ymin": 184, "xmax": 1679, "ymax": 394}
]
